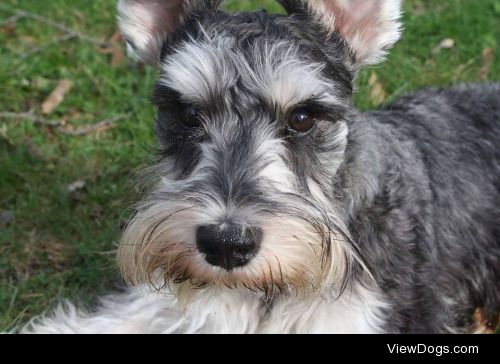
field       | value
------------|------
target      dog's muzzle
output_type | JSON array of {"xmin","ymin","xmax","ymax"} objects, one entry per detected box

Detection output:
[{"xmin": 196, "ymin": 224, "xmax": 263, "ymax": 271}]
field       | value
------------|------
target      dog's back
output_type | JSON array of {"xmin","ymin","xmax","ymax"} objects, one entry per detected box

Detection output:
[{"xmin": 355, "ymin": 83, "xmax": 500, "ymax": 333}]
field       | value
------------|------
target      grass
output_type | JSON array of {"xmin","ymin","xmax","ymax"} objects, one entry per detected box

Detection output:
[{"xmin": 0, "ymin": 0, "xmax": 499, "ymax": 332}]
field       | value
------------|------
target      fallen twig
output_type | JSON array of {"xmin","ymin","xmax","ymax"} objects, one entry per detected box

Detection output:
[
  {"xmin": 0, "ymin": 13, "xmax": 23, "ymax": 27},
  {"xmin": 58, "ymin": 114, "xmax": 131, "ymax": 136},
  {"xmin": 0, "ymin": 112, "xmax": 132, "ymax": 135},
  {"xmin": 0, "ymin": 112, "xmax": 64, "ymax": 127},
  {"xmin": 0, "ymin": 4, "xmax": 106, "ymax": 46}
]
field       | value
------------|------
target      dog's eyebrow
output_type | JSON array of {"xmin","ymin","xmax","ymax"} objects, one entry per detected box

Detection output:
[
  {"xmin": 161, "ymin": 37, "xmax": 344, "ymax": 108},
  {"xmin": 237, "ymin": 53, "xmax": 340, "ymax": 110},
  {"xmin": 160, "ymin": 38, "xmax": 238, "ymax": 104}
]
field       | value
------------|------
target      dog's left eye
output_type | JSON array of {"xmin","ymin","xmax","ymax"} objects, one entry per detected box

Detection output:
[{"xmin": 288, "ymin": 107, "xmax": 316, "ymax": 134}]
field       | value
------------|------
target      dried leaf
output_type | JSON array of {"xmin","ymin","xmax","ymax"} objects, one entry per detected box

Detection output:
[
  {"xmin": 479, "ymin": 47, "xmax": 494, "ymax": 80},
  {"xmin": 471, "ymin": 308, "xmax": 499, "ymax": 334},
  {"xmin": 0, "ymin": 23, "xmax": 16, "ymax": 36},
  {"xmin": 98, "ymin": 31, "xmax": 125, "ymax": 67},
  {"xmin": 41, "ymin": 79, "xmax": 73, "ymax": 115},
  {"xmin": 368, "ymin": 72, "xmax": 387, "ymax": 105},
  {"xmin": 432, "ymin": 38, "xmax": 455, "ymax": 55},
  {"xmin": 110, "ymin": 30, "xmax": 123, "ymax": 43}
]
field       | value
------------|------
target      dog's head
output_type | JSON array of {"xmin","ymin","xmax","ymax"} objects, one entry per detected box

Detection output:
[{"xmin": 117, "ymin": 0, "xmax": 402, "ymax": 296}]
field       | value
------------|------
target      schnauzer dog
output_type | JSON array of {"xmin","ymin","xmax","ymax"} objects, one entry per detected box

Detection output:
[{"xmin": 25, "ymin": 0, "xmax": 500, "ymax": 333}]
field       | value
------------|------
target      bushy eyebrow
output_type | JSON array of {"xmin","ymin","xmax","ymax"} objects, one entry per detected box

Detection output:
[{"xmin": 160, "ymin": 37, "xmax": 346, "ymax": 106}]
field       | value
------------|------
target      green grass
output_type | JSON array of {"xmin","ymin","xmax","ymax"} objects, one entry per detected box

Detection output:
[{"xmin": 0, "ymin": 0, "xmax": 499, "ymax": 331}]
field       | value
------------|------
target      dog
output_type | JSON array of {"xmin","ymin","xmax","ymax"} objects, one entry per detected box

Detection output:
[{"xmin": 23, "ymin": 0, "xmax": 500, "ymax": 334}]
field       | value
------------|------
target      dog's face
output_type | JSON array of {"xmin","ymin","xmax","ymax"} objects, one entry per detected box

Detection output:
[{"xmin": 117, "ymin": 0, "xmax": 402, "ymax": 295}]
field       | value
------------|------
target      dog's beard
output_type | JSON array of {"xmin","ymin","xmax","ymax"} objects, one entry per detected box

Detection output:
[{"xmin": 117, "ymin": 188, "xmax": 362, "ymax": 297}]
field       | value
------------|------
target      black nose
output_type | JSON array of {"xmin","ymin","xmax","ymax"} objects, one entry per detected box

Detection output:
[{"xmin": 196, "ymin": 224, "xmax": 263, "ymax": 271}]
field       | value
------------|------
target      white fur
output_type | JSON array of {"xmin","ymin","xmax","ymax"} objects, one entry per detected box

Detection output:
[
  {"xmin": 307, "ymin": 0, "xmax": 403, "ymax": 66},
  {"xmin": 161, "ymin": 38, "xmax": 342, "ymax": 109},
  {"xmin": 118, "ymin": 0, "xmax": 159, "ymax": 62},
  {"xmin": 23, "ymin": 283, "xmax": 388, "ymax": 334},
  {"xmin": 118, "ymin": 0, "xmax": 194, "ymax": 64}
]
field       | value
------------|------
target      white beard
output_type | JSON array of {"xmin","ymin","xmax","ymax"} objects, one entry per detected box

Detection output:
[{"xmin": 22, "ymin": 283, "xmax": 388, "ymax": 334}]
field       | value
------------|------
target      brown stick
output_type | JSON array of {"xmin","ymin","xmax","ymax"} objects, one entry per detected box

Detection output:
[
  {"xmin": 0, "ymin": 112, "xmax": 64, "ymax": 127},
  {"xmin": 0, "ymin": 13, "xmax": 23, "ymax": 27},
  {"xmin": 58, "ymin": 114, "xmax": 131, "ymax": 136},
  {"xmin": 0, "ymin": 112, "xmax": 131, "ymax": 135}
]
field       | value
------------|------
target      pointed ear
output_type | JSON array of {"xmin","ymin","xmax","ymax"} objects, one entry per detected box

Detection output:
[
  {"xmin": 118, "ymin": 0, "xmax": 205, "ymax": 65},
  {"xmin": 305, "ymin": 0, "xmax": 403, "ymax": 67}
]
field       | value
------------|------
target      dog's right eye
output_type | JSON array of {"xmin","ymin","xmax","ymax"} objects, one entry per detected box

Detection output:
[
  {"xmin": 287, "ymin": 107, "xmax": 316, "ymax": 135},
  {"xmin": 181, "ymin": 106, "xmax": 202, "ymax": 127}
]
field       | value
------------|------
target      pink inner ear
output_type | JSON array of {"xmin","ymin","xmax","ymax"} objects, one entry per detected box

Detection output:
[
  {"xmin": 326, "ymin": 0, "xmax": 380, "ymax": 44},
  {"xmin": 145, "ymin": 0, "xmax": 187, "ymax": 35}
]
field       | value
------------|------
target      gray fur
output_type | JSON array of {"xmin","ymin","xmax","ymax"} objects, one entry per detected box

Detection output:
[
  {"xmin": 343, "ymin": 84, "xmax": 500, "ymax": 332},
  {"xmin": 115, "ymin": 1, "xmax": 500, "ymax": 333}
]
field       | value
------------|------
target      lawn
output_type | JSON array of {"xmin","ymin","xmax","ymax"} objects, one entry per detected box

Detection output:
[{"xmin": 0, "ymin": 0, "xmax": 499, "ymax": 331}]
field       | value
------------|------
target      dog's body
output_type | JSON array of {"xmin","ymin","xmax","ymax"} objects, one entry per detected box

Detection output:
[{"xmin": 24, "ymin": 0, "xmax": 500, "ymax": 334}]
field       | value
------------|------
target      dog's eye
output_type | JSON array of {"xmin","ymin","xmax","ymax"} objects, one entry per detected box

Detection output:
[
  {"xmin": 288, "ymin": 107, "xmax": 316, "ymax": 134},
  {"xmin": 181, "ymin": 106, "xmax": 202, "ymax": 127}
]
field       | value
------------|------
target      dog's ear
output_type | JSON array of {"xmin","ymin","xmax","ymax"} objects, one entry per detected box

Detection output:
[
  {"xmin": 117, "ymin": 0, "xmax": 221, "ymax": 65},
  {"xmin": 295, "ymin": 0, "xmax": 403, "ymax": 67}
]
